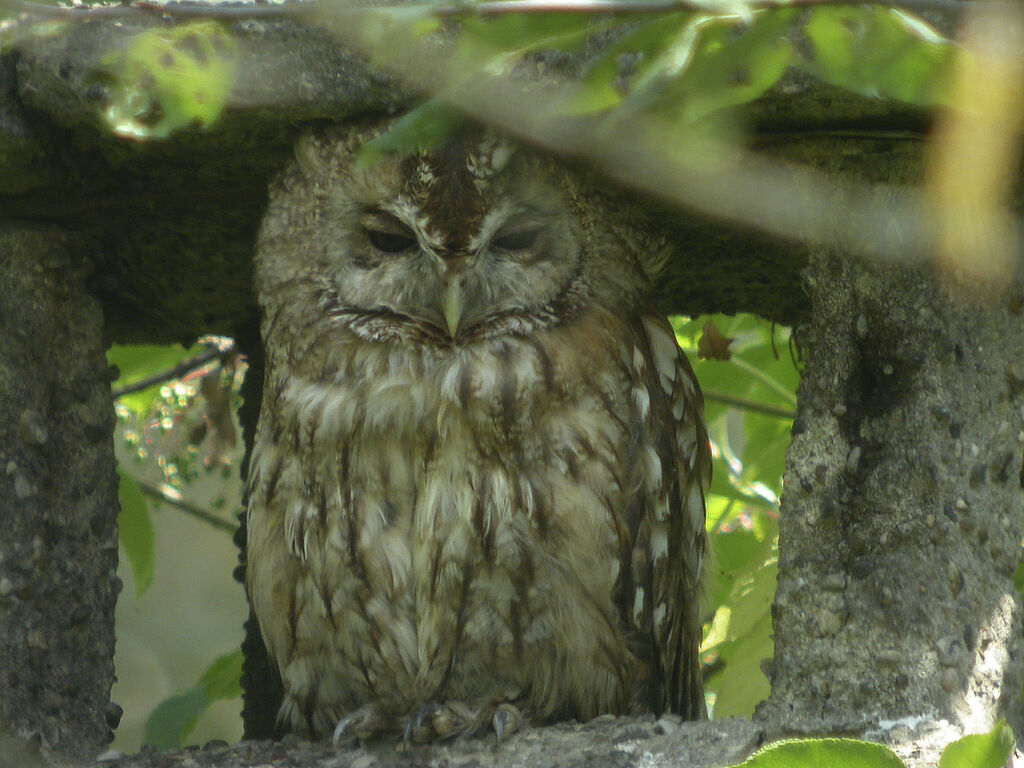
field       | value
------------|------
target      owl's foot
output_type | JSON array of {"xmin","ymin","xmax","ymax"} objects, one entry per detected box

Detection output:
[
  {"xmin": 402, "ymin": 700, "xmax": 484, "ymax": 744},
  {"xmin": 401, "ymin": 700, "xmax": 524, "ymax": 745},
  {"xmin": 332, "ymin": 703, "xmax": 388, "ymax": 746},
  {"xmin": 492, "ymin": 702, "xmax": 523, "ymax": 744}
]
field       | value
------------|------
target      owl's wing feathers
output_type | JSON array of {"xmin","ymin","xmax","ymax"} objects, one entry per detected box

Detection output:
[{"xmin": 624, "ymin": 307, "xmax": 710, "ymax": 719}]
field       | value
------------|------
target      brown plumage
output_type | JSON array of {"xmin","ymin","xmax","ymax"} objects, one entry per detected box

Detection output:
[{"xmin": 245, "ymin": 119, "xmax": 710, "ymax": 742}]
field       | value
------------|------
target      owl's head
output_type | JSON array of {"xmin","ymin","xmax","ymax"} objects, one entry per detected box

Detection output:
[{"xmin": 256, "ymin": 120, "xmax": 651, "ymax": 347}]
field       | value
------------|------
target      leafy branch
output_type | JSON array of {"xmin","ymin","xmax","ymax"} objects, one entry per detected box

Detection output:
[
  {"xmin": 299, "ymin": 0, "xmax": 1023, "ymax": 290},
  {"xmin": 137, "ymin": 480, "xmax": 239, "ymax": 534},
  {"xmin": 7, "ymin": 0, "xmax": 1021, "ymax": 289},
  {"xmin": 703, "ymin": 390, "xmax": 794, "ymax": 420},
  {"xmin": 111, "ymin": 341, "xmax": 236, "ymax": 399}
]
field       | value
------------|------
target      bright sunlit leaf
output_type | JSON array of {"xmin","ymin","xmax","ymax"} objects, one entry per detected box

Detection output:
[
  {"xmin": 711, "ymin": 612, "xmax": 772, "ymax": 717},
  {"xmin": 728, "ymin": 738, "xmax": 906, "ymax": 768},
  {"xmin": 675, "ymin": 314, "xmax": 793, "ymax": 717},
  {"xmin": 356, "ymin": 99, "xmax": 467, "ymax": 169},
  {"xmin": 665, "ymin": 10, "xmax": 795, "ymax": 125},
  {"xmin": 100, "ymin": 22, "xmax": 238, "ymax": 139},
  {"xmin": 109, "ymin": 344, "xmax": 196, "ymax": 416},
  {"xmin": 802, "ymin": 6, "xmax": 959, "ymax": 106},
  {"xmin": 938, "ymin": 720, "xmax": 1016, "ymax": 768}
]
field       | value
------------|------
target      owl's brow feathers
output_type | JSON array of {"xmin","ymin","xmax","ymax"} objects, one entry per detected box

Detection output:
[{"xmin": 313, "ymin": 263, "xmax": 589, "ymax": 345}]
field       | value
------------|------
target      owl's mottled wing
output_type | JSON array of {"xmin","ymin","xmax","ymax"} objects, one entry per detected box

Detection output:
[{"xmin": 624, "ymin": 307, "xmax": 710, "ymax": 719}]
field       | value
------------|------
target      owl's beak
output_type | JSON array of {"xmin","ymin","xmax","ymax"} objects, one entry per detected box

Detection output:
[{"xmin": 442, "ymin": 283, "xmax": 463, "ymax": 338}]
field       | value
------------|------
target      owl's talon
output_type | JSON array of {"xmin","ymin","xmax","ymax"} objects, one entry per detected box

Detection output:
[
  {"xmin": 332, "ymin": 704, "xmax": 385, "ymax": 746},
  {"xmin": 403, "ymin": 702, "xmax": 441, "ymax": 745},
  {"xmin": 492, "ymin": 703, "xmax": 522, "ymax": 745}
]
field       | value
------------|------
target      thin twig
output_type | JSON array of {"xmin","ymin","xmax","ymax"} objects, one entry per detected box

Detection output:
[
  {"xmin": 703, "ymin": 390, "xmax": 795, "ymax": 420},
  {"xmin": 138, "ymin": 480, "xmax": 240, "ymax": 533},
  {"xmin": 0, "ymin": 0, "xmax": 978, "ymax": 22},
  {"xmin": 111, "ymin": 344, "xmax": 233, "ymax": 399},
  {"xmin": 428, "ymin": 0, "xmax": 973, "ymax": 15}
]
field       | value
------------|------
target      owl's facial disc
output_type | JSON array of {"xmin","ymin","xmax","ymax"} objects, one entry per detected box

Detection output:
[
  {"xmin": 321, "ymin": 140, "xmax": 585, "ymax": 346},
  {"xmin": 342, "ymin": 195, "xmax": 576, "ymax": 344}
]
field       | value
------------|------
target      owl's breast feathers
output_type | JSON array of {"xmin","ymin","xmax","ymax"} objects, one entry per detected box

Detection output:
[{"xmin": 245, "ymin": 302, "xmax": 709, "ymax": 737}]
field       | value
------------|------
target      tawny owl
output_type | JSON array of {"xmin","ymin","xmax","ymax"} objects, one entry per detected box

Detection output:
[{"xmin": 245, "ymin": 118, "xmax": 710, "ymax": 743}]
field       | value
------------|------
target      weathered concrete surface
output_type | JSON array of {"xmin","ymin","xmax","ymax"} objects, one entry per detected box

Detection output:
[
  {"xmin": 0, "ymin": 226, "xmax": 121, "ymax": 761},
  {"xmin": 91, "ymin": 716, "xmax": 765, "ymax": 768},
  {"xmin": 758, "ymin": 144, "xmax": 1024, "ymax": 739},
  {"xmin": 80, "ymin": 716, "xmax": 1011, "ymax": 768}
]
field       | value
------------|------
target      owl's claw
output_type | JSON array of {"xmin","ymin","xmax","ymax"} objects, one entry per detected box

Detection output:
[
  {"xmin": 492, "ymin": 703, "xmax": 522, "ymax": 745},
  {"xmin": 402, "ymin": 700, "xmax": 487, "ymax": 743},
  {"xmin": 332, "ymin": 704, "xmax": 385, "ymax": 746},
  {"xmin": 403, "ymin": 702, "xmax": 441, "ymax": 745}
]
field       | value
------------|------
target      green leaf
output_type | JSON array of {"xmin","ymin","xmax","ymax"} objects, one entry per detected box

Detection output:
[
  {"xmin": 738, "ymin": 417, "xmax": 792, "ymax": 496},
  {"xmin": 354, "ymin": 5, "xmax": 441, "ymax": 58},
  {"xmin": 676, "ymin": 313, "xmax": 790, "ymax": 718},
  {"xmin": 800, "ymin": 6, "xmax": 959, "ymax": 107},
  {"xmin": 116, "ymin": 470, "xmax": 154, "ymax": 597},
  {"xmin": 711, "ymin": 612, "xmax": 772, "ymax": 718},
  {"xmin": 680, "ymin": 314, "xmax": 796, "ymax": 519},
  {"xmin": 356, "ymin": 100, "xmax": 467, "ymax": 169},
  {"xmin": 100, "ymin": 22, "xmax": 238, "ymax": 139},
  {"xmin": 709, "ymin": 471, "xmax": 778, "ymax": 510},
  {"xmin": 144, "ymin": 686, "xmax": 206, "ymax": 750},
  {"xmin": 675, "ymin": 10, "xmax": 795, "ymax": 125},
  {"xmin": 730, "ymin": 738, "xmax": 906, "ymax": 768},
  {"xmin": 681, "ymin": 314, "xmax": 799, "ymax": 413},
  {"xmin": 704, "ymin": 523, "xmax": 775, "ymax": 622},
  {"xmin": 144, "ymin": 650, "xmax": 243, "ymax": 749},
  {"xmin": 198, "ymin": 649, "xmax": 244, "ymax": 702},
  {"xmin": 108, "ymin": 344, "xmax": 194, "ymax": 416},
  {"xmin": 713, "ymin": 560, "xmax": 777, "ymax": 645},
  {"xmin": 591, "ymin": 12, "xmax": 692, "ymax": 81},
  {"xmin": 460, "ymin": 11, "xmax": 593, "ymax": 56},
  {"xmin": 711, "ymin": 524, "xmax": 774, "ymax": 579},
  {"xmin": 938, "ymin": 720, "xmax": 1015, "ymax": 768},
  {"xmin": 622, "ymin": 10, "xmax": 795, "ymax": 126},
  {"xmin": 566, "ymin": 14, "xmax": 683, "ymax": 115}
]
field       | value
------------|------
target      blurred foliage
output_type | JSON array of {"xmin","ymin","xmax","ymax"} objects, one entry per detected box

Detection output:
[
  {"xmin": 18, "ymin": 0, "xmax": 962, "ymax": 144},
  {"xmin": 356, "ymin": 99, "xmax": 469, "ymax": 169},
  {"xmin": 110, "ymin": 340, "xmax": 245, "ymax": 746},
  {"xmin": 143, "ymin": 650, "xmax": 244, "ymax": 750},
  {"xmin": 98, "ymin": 22, "xmax": 238, "ymax": 139},
  {"xmin": 116, "ymin": 469, "xmax": 155, "ymax": 599},
  {"xmin": 354, "ymin": 1, "xmax": 962, "ymax": 162},
  {"xmin": 802, "ymin": 6, "xmax": 959, "ymax": 106},
  {"xmin": 675, "ymin": 314, "xmax": 795, "ymax": 717},
  {"xmin": 110, "ymin": 340, "xmax": 242, "ymax": 599},
  {"xmin": 109, "ymin": 343, "xmax": 198, "ymax": 417}
]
